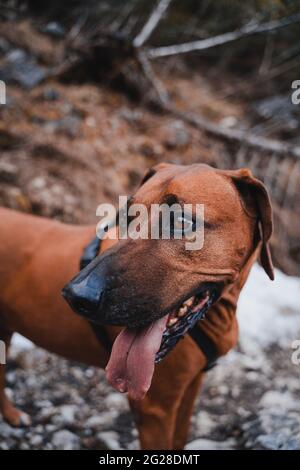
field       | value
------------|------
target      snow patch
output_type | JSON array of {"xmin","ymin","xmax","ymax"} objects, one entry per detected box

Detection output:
[{"xmin": 237, "ymin": 264, "xmax": 300, "ymax": 355}]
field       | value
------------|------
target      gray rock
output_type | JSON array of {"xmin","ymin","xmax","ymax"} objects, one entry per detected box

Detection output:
[
  {"xmin": 163, "ymin": 120, "xmax": 190, "ymax": 149},
  {"xmin": 0, "ymin": 161, "xmax": 18, "ymax": 184},
  {"xmin": 104, "ymin": 393, "xmax": 129, "ymax": 412},
  {"xmin": 194, "ymin": 411, "xmax": 218, "ymax": 436},
  {"xmin": 30, "ymin": 434, "xmax": 43, "ymax": 447},
  {"xmin": 43, "ymin": 88, "xmax": 60, "ymax": 101},
  {"xmin": 58, "ymin": 405, "xmax": 77, "ymax": 425},
  {"xmin": 97, "ymin": 431, "xmax": 122, "ymax": 450},
  {"xmin": 186, "ymin": 438, "xmax": 235, "ymax": 450},
  {"xmin": 44, "ymin": 115, "xmax": 81, "ymax": 137},
  {"xmin": 119, "ymin": 107, "xmax": 143, "ymax": 124},
  {"xmin": 0, "ymin": 38, "xmax": 10, "ymax": 54},
  {"xmin": 85, "ymin": 411, "xmax": 118, "ymax": 430},
  {"xmin": 252, "ymin": 94, "xmax": 300, "ymax": 133},
  {"xmin": 43, "ymin": 22, "xmax": 65, "ymax": 38},
  {"xmin": 243, "ymin": 409, "xmax": 300, "ymax": 450},
  {"xmin": 259, "ymin": 391, "xmax": 300, "ymax": 411},
  {"xmin": 52, "ymin": 430, "xmax": 80, "ymax": 450},
  {"xmin": 0, "ymin": 49, "xmax": 46, "ymax": 89}
]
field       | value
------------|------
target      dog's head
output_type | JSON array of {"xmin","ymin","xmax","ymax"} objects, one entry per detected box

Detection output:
[{"xmin": 62, "ymin": 163, "xmax": 273, "ymax": 399}]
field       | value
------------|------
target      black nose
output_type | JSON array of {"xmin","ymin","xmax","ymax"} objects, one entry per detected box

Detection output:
[{"xmin": 62, "ymin": 271, "xmax": 104, "ymax": 320}]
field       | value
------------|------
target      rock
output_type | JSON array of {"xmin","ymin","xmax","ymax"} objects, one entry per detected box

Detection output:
[
  {"xmin": 44, "ymin": 115, "xmax": 81, "ymax": 137},
  {"xmin": 162, "ymin": 120, "xmax": 190, "ymax": 149},
  {"xmin": 119, "ymin": 108, "xmax": 143, "ymax": 124},
  {"xmin": 43, "ymin": 88, "xmax": 60, "ymax": 101},
  {"xmin": 185, "ymin": 438, "xmax": 236, "ymax": 450},
  {"xmin": 194, "ymin": 411, "xmax": 218, "ymax": 436},
  {"xmin": 243, "ymin": 409, "xmax": 300, "ymax": 450},
  {"xmin": 138, "ymin": 141, "xmax": 155, "ymax": 158},
  {"xmin": 42, "ymin": 22, "xmax": 65, "ymax": 38},
  {"xmin": 256, "ymin": 433, "xmax": 283, "ymax": 450},
  {"xmin": 97, "ymin": 431, "xmax": 122, "ymax": 450},
  {"xmin": 0, "ymin": 441, "xmax": 9, "ymax": 450},
  {"xmin": 0, "ymin": 161, "xmax": 18, "ymax": 184},
  {"xmin": 127, "ymin": 439, "xmax": 140, "ymax": 450},
  {"xmin": 0, "ymin": 421, "xmax": 25, "ymax": 439},
  {"xmin": 256, "ymin": 432, "xmax": 300, "ymax": 450},
  {"xmin": 259, "ymin": 391, "xmax": 300, "ymax": 411},
  {"xmin": 85, "ymin": 411, "xmax": 118, "ymax": 430},
  {"xmin": 0, "ymin": 49, "xmax": 46, "ymax": 89},
  {"xmin": 30, "ymin": 177, "xmax": 47, "ymax": 190},
  {"xmin": 104, "ymin": 393, "xmax": 129, "ymax": 412},
  {"xmin": 30, "ymin": 434, "xmax": 43, "ymax": 447},
  {"xmin": 52, "ymin": 430, "xmax": 80, "ymax": 450},
  {"xmin": 220, "ymin": 116, "xmax": 238, "ymax": 128},
  {"xmin": 0, "ymin": 38, "xmax": 10, "ymax": 54},
  {"xmin": 37, "ymin": 406, "xmax": 57, "ymax": 423},
  {"xmin": 58, "ymin": 405, "xmax": 77, "ymax": 425},
  {"xmin": 85, "ymin": 116, "xmax": 96, "ymax": 128},
  {"xmin": 252, "ymin": 95, "xmax": 300, "ymax": 134}
]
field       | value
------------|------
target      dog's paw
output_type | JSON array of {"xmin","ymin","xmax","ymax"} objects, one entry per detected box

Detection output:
[
  {"xmin": 18, "ymin": 411, "xmax": 32, "ymax": 427},
  {"xmin": 2, "ymin": 404, "xmax": 32, "ymax": 427}
]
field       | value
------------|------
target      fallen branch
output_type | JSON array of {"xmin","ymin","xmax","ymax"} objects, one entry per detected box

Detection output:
[
  {"xmin": 165, "ymin": 104, "xmax": 300, "ymax": 159},
  {"xmin": 147, "ymin": 12, "xmax": 300, "ymax": 59},
  {"xmin": 137, "ymin": 51, "xmax": 169, "ymax": 104},
  {"xmin": 133, "ymin": 0, "xmax": 173, "ymax": 48}
]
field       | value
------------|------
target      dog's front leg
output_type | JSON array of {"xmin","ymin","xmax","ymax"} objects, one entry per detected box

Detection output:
[
  {"xmin": 172, "ymin": 371, "xmax": 205, "ymax": 450},
  {"xmin": 0, "ymin": 328, "xmax": 31, "ymax": 427},
  {"xmin": 129, "ymin": 336, "xmax": 207, "ymax": 450}
]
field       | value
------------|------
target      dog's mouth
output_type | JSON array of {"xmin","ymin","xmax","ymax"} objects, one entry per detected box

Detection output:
[
  {"xmin": 105, "ymin": 284, "xmax": 219, "ymax": 400},
  {"xmin": 156, "ymin": 285, "xmax": 219, "ymax": 362}
]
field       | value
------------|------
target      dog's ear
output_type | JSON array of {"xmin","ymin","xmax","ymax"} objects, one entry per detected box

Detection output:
[
  {"xmin": 140, "ymin": 167, "xmax": 157, "ymax": 186},
  {"xmin": 139, "ymin": 163, "xmax": 172, "ymax": 187},
  {"xmin": 230, "ymin": 168, "xmax": 274, "ymax": 280}
]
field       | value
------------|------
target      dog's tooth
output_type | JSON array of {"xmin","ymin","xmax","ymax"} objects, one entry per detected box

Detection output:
[
  {"xmin": 168, "ymin": 318, "xmax": 178, "ymax": 327},
  {"xmin": 184, "ymin": 298, "xmax": 193, "ymax": 307},
  {"xmin": 178, "ymin": 306, "xmax": 188, "ymax": 317}
]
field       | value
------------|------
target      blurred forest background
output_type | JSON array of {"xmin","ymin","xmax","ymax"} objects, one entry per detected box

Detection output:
[{"xmin": 0, "ymin": 0, "xmax": 300, "ymax": 450}]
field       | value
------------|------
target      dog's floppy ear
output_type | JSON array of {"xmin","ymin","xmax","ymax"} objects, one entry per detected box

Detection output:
[
  {"xmin": 140, "ymin": 167, "xmax": 157, "ymax": 186},
  {"xmin": 230, "ymin": 168, "xmax": 274, "ymax": 280},
  {"xmin": 139, "ymin": 163, "xmax": 172, "ymax": 187}
]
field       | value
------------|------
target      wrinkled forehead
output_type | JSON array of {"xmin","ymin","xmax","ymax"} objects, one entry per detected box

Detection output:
[{"xmin": 136, "ymin": 165, "xmax": 242, "ymax": 217}]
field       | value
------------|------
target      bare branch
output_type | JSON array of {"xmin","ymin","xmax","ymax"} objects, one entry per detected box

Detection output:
[
  {"xmin": 133, "ymin": 0, "xmax": 173, "ymax": 48},
  {"xmin": 137, "ymin": 51, "xmax": 169, "ymax": 105},
  {"xmin": 165, "ymin": 104, "xmax": 300, "ymax": 159},
  {"xmin": 147, "ymin": 12, "xmax": 300, "ymax": 59}
]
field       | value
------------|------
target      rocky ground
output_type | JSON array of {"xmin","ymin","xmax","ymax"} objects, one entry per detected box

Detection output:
[
  {"xmin": 1, "ymin": 265, "xmax": 299, "ymax": 450},
  {"xmin": 1, "ymin": 337, "xmax": 299, "ymax": 450},
  {"xmin": 1, "ymin": 15, "xmax": 300, "ymax": 451}
]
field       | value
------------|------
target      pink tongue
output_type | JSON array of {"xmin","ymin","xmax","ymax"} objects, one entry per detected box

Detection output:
[{"xmin": 105, "ymin": 316, "xmax": 167, "ymax": 400}]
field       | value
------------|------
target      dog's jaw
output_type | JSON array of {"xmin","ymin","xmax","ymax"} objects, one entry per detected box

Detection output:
[
  {"xmin": 156, "ymin": 286, "xmax": 218, "ymax": 362},
  {"xmin": 105, "ymin": 284, "xmax": 219, "ymax": 400}
]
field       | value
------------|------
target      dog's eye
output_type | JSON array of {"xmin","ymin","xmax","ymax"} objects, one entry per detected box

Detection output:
[{"xmin": 172, "ymin": 213, "xmax": 195, "ymax": 235}]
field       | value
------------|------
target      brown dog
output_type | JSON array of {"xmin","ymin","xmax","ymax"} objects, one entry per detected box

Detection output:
[{"xmin": 0, "ymin": 163, "xmax": 273, "ymax": 449}]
